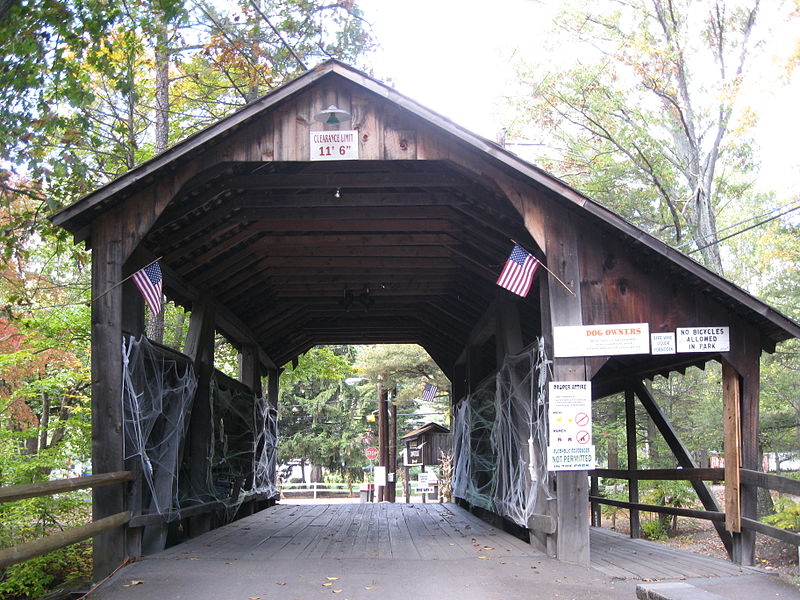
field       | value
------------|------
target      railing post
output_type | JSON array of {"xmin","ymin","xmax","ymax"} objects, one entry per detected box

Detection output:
[{"xmin": 625, "ymin": 388, "xmax": 640, "ymax": 539}]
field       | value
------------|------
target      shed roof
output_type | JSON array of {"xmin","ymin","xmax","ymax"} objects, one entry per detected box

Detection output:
[
  {"xmin": 52, "ymin": 60, "xmax": 800, "ymax": 378},
  {"xmin": 401, "ymin": 422, "xmax": 451, "ymax": 441}
]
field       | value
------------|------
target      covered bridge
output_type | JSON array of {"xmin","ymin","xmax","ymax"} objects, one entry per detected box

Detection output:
[{"xmin": 51, "ymin": 60, "xmax": 800, "ymax": 579}]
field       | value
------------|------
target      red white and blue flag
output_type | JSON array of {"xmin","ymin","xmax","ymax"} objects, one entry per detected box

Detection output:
[
  {"xmin": 422, "ymin": 383, "xmax": 438, "ymax": 402},
  {"xmin": 496, "ymin": 244, "xmax": 540, "ymax": 297},
  {"xmin": 132, "ymin": 262, "xmax": 163, "ymax": 316}
]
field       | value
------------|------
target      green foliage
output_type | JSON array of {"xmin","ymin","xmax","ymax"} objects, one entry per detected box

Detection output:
[
  {"xmin": 642, "ymin": 479, "xmax": 696, "ymax": 534},
  {"xmin": 0, "ymin": 541, "xmax": 92, "ymax": 600},
  {"xmin": 640, "ymin": 519, "xmax": 669, "ymax": 541},
  {"xmin": 763, "ymin": 496, "xmax": 800, "ymax": 533}
]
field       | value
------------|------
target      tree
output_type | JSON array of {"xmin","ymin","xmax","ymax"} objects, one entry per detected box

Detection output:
[
  {"xmin": 277, "ymin": 346, "xmax": 369, "ymax": 482},
  {"xmin": 510, "ymin": 0, "xmax": 784, "ymax": 274},
  {"xmin": 355, "ymin": 344, "xmax": 450, "ymax": 429}
]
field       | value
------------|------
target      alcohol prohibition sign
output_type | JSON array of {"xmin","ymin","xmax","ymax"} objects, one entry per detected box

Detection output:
[{"xmin": 576, "ymin": 430, "xmax": 591, "ymax": 445}]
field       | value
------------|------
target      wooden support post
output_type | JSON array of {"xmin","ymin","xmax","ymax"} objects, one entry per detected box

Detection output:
[
  {"xmin": 452, "ymin": 362, "xmax": 466, "ymax": 404},
  {"xmin": 589, "ymin": 477, "xmax": 601, "ymax": 527},
  {"xmin": 625, "ymin": 388, "xmax": 640, "ymax": 539},
  {"xmin": 530, "ymin": 271, "xmax": 557, "ymax": 556},
  {"xmin": 121, "ymin": 276, "xmax": 144, "ymax": 558},
  {"xmin": 724, "ymin": 321, "xmax": 761, "ymax": 566},
  {"xmin": 239, "ymin": 344, "xmax": 263, "ymax": 397},
  {"xmin": 541, "ymin": 213, "xmax": 589, "ymax": 566},
  {"xmin": 722, "ymin": 359, "xmax": 742, "ymax": 535},
  {"xmin": 267, "ymin": 368, "xmax": 280, "ymax": 411},
  {"xmin": 388, "ymin": 396, "xmax": 397, "ymax": 503},
  {"xmin": 633, "ymin": 381, "xmax": 733, "ymax": 557},
  {"xmin": 91, "ymin": 217, "xmax": 127, "ymax": 579},
  {"xmin": 377, "ymin": 381, "xmax": 388, "ymax": 502},
  {"xmin": 184, "ymin": 298, "xmax": 215, "ymax": 540}
]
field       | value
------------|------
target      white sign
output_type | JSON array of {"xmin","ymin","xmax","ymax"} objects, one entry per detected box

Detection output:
[
  {"xmin": 554, "ymin": 323, "xmax": 650, "ymax": 357},
  {"xmin": 417, "ymin": 472, "xmax": 429, "ymax": 486},
  {"xmin": 310, "ymin": 130, "xmax": 359, "ymax": 161},
  {"xmin": 547, "ymin": 445, "xmax": 596, "ymax": 471},
  {"xmin": 548, "ymin": 382, "xmax": 593, "ymax": 447},
  {"xmin": 651, "ymin": 332, "xmax": 676, "ymax": 355},
  {"xmin": 676, "ymin": 326, "xmax": 730, "ymax": 353},
  {"xmin": 373, "ymin": 466, "xmax": 386, "ymax": 487}
]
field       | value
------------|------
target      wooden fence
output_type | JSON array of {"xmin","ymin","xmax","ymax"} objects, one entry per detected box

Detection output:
[
  {"xmin": 589, "ymin": 467, "xmax": 800, "ymax": 548},
  {"xmin": 0, "ymin": 471, "xmax": 133, "ymax": 569}
]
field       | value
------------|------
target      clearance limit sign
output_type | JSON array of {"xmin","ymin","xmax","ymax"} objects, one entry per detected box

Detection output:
[{"xmin": 310, "ymin": 130, "xmax": 359, "ymax": 161}]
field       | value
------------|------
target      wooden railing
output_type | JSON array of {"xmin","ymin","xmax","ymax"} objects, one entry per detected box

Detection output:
[
  {"xmin": 0, "ymin": 471, "xmax": 133, "ymax": 569},
  {"xmin": 589, "ymin": 467, "xmax": 800, "ymax": 548}
]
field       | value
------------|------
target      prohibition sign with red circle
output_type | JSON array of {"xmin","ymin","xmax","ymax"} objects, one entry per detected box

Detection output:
[
  {"xmin": 576, "ymin": 430, "xmax": 591, "ymax": 445},
  {"xmin": 575, "ymin": 412, "xmax": 589, "ymax": 427}
]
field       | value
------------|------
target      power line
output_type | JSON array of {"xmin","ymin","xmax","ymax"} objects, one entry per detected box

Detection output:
[
  {"xmin": 687, "ymin": 201, "xmax": 800, "ymax": 255},
  {"xmin": 677, "ymin": 197, "xmax": 800, "ymax": 250}
]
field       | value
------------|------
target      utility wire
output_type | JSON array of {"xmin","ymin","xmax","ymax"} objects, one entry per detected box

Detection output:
[
  {"xmin": 677, "ymin": 197, "xmax": 800, "ymax": 250},
  {"xmin": 687, "ymin": 202, "xmax": 800, "ymax": 255}
]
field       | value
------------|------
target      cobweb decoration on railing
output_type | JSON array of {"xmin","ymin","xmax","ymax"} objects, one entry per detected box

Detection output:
[
  {"xmin": 452, "ymin": 339, "xmax": 551, "ymax": 527},
  {"xmin": 122, "ymin": 335, "xmax": 197, "ymax": 519},
  {"xmin": 209, "ymin": 373, "xmax": 278, "ymax": 520},
  {"xmin": 254, "ymin": 397, "xmax": 278, "ymax": 497}
]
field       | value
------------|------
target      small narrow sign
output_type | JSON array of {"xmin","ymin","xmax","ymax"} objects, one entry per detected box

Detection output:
[{"xmin": 651, "ymin": 332, "xmax": 676, "ymax": 355}]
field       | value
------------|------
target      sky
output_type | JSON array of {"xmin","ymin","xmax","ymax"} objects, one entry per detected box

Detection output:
[{"xmin": 357, "ymin": 0, "xmax": 800, "ymax": 197}]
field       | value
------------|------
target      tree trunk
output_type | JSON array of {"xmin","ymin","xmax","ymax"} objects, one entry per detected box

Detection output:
[
  {"xmin": 38, "ymin": 391, "xmax": 50, "ymax": 452},
  {"xmin": 145, "ymin": 10, "xmax": 171, "ymax": 343}
]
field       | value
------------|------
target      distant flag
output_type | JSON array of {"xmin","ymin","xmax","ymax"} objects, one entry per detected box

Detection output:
[
  {"xmin": 422, "ymin": 383, "xmax": 438, "ymax": 402},
  {"xmin": 132, "ymin": 261, "xmax": 163, "ymax": 316},
  {"xmin": 496, "ymin": 244, "xmax": 540, "ymax": 297}
]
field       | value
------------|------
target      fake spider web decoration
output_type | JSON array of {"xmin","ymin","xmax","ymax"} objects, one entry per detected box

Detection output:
[
  {"xmin": 452, "ymin": 339, "xmax": 552, "ymax": 527},
  {"xmin": 122, "ymin": 335, "xmax": 197, "ymax": 520},
  {"xmin": 122, "ymin": 335, "xmax": 278, "ymax": 522},
  {"xmin": 207, "ymin": 373, "xmax": 278, "ymax": 518}
]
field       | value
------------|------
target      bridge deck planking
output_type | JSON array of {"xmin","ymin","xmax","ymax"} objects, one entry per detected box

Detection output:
[
  {"xmin": 589, "ymin": 528, "xmax": 747, "ymax": 580},
  {"xmin": 134, "ymin": 504, "xmax": 753, "ymax": 582}
]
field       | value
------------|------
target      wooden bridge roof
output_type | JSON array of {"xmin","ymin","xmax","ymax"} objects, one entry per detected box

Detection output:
[{"xmin": 52, "ymin": 60, "xmax": 800, "ymax": 381}]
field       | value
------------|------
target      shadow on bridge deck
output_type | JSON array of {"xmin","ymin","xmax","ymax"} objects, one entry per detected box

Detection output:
[{"xmin": 87, "ymin": 504, "xmax": 784, "ymax": 600}]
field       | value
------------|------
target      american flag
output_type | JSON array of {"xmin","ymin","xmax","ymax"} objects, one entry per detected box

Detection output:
[
  {"xmin": 496, "ymin": 244, "xmax": 540, "ymax": 297},
  {"xmin": 422, "ymin": 383, "xmax": 438, "ymax": 402},
  {"xmin": 132, "ymin": 262, "xmax": 163, "ymax": 316}
]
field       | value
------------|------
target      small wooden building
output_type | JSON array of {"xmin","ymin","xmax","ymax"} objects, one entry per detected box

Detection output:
[
  {"xmin": 402, "ymin": 422, "xmax": 452, "ymax": 466},
  {"xmin": 51, "ymin": 60, "xmax": 800, "ymax": 578}
]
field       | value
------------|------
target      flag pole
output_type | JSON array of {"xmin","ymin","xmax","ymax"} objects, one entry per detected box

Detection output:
[
  {"xmin": 510, "ymin": 240, "xmax": 576, "ymax": 297},
  {"xmin": 90, "ymin": 256, "xmax": 163, "ymax": 304}
]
